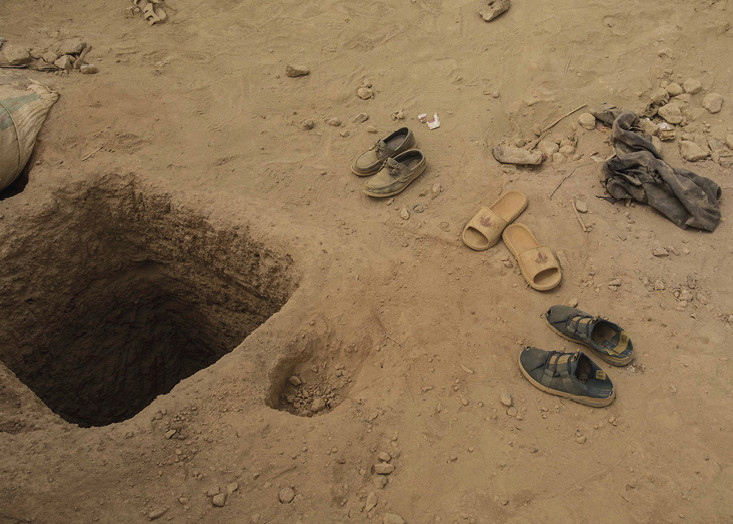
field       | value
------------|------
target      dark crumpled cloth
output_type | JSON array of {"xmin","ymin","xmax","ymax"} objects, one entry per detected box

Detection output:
[{"xmin": 592, "ymin": 107, "xmax": 722, "ymax": 232}]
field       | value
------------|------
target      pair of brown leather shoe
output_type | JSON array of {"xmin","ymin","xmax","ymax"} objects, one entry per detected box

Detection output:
[{"xmin": 350, "ymin": 127, "xmax": 426, "ymax": 198}]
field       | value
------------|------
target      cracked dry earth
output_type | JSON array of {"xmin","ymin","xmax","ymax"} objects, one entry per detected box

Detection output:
[{"xmin": 1, "ymin": 1, "xmax": 732, "ymax": 523}]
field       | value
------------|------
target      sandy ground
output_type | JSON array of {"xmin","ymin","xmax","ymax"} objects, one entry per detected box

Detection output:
[{"xmin": 1, "ymin": 0, "xmax": 733, "ymax": 522}]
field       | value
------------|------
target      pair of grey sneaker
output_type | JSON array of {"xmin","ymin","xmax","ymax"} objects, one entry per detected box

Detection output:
[{"xmin": 350, "ymin": 127, "xmax": 426, "ymax": 198}]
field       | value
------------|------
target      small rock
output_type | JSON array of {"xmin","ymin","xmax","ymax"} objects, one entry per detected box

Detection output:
[
  {"xmin": 364, "ymin": 492, "xmax": 378, "ymax": 512},
  {"xmin": 650, "ymin": 87, "xmax": 669, "ymax": 105},
  {"xmin": 506, "ymin": 407, "xmax": 518, "ymax": 417},
  {"xmin": 378, "ymin": 452, "xmax": 391, "ymax": 462},
  {"xmin": 556, "ymin": 250, "xmax": 569, "ymax": 269},
  {"xmin": 311, "ymin": 397, "xmax": 326, "ymax": 413},
  {"xmin": 374, "ymin": 463, "xmax": 395, "ymax": 475},
  {"xmin": 400, "ymin": 208, "xmax": 410, "ymax": 220},
  {"xmin": 301, "ymin": 119, "xmax": 315, "ymax": 130},
  {"xmin": 657, "ymin": 103, "xmax": 683, "ymax": 124},
  {"xmin": 148, "ymin": 507, "xmax": 169, "ymax": 520},
  {"xmin": 386, "ymin": 197, "xmax": 395, "ymax": 206},
  {"xmin": 164, "ymin": 429, "xmax": 177, "ymax": 439},
  {"xmin": 373, "ymin": 476, "xmax": 388, "ymax": 489},
  {"xmin": 665, "ymin": 82, "xmax": 683, "ymax": 97},
  {"xmin": 538, "ymin": 139, "xmax": 559, "ymax": 157},
  {"xmin": 357, "ymin": 86, "xmax": 374, "ymax": 100},
  {"xmin": 391, "ymin": 109, "xmax": 405, "ymax": 120},
  {"xmin": 206, "ymin": 486, "xmax": 221, "ymax": 497},
  {"xmin": 285, "ymin": 64, "xmax": 309, "ymax": 77},
  {"xmin": 574, "ymin": 200, "xmax": 588, "ymax": 213},
  {"xmin": 568, "ymin": 298, "xmax": 578, "ymax": 307},
  {"xmin": 577, "ymin": 113, "xmax": 596, "ymax": 130},
  {"xmin": 702, "ymin": 93, "xmax": 723, "ymax": 114},
  {"xmin": 326, "ymin": 118, "xmax": 341, "ymax": 127},
  {"xmin": 226, "ymin": 482, "xmax": 239, "ymax": 494},
  {"xmin": 3, "ymin": 44, "xmax": 32, "ymax": 65},
  {"xmin": 654, "ymin": 279, "xmax": 666, "ymax": 291},
  {"xmin": 42, "ymin": 51, "xmax": 58, "ymax": 64},
  {"xmin": 679, "ymin": 140, "xmax": 708, "ymax": 162},
  {"xmin": 576, "ymin": 436, "xmax": 586, "ymax": 444},
  {"xmin": 366, "ymin": 125, "xmax": 378, "ymax": 134},
  {"xmin": 54, "ymin": 55, "xmax": 75, "ymax": 70},
  {"xmin": 29, "ymin": 48, "xmax": 43, "ymax": 59},
  {"xmin": 288, "ymin": 376, "xmax": 302, "ymax": 386},
  {"xmin": 431, "ymin": 183, "xmax": 442, "ymax": 198},
  {"xmin": 652, "ymin": 246, "xmax": 669, "ymax": 257},
  {"xmin": 278, "ymin": 487, "xmax": 295, "ymax": 503},
  {"xmin": 639, "ymin": 118, "xmax": 659, "ymax": 137},
  {"xmin": 559, "ymin": 145, "xmax": 576, "ymax": 157},
  {"xmin": 212, "ymin": 493, "xmax": 227, "ymax": 507},
  {"xmin": 383, "ymin": 513, "xmax": 406, "ymax": 524},
  {"xmin": 552, "ymin": 152, "xmax": 565, "ymax": 164},
  {"xmin": 683, "ymin": 78, "xmax": 702, "ymax": 94},
  {"xmin": 339, "ymin": 129, "xmax": 350, "ymax": 138},
  {"xmin": 56, "ymin": 37, "xmax": 86, "ymax": 55},
  {"xmin": 724, "ymin": 135, "xmax": 733, "ymax": 150},
  {"xmin": 79, "ymin": 63, "xmax": 98, "ymax": 74},
  {"xmin": 608, "ymin": 278, "xmax": 622, "ymax": 288},
  {"xmin": 500, "ymin": 392, "xmax": 513, "ymax": 407},
  {"xmin": 352, "ymin": 112, "xmax": 369, "ymax": 123}
]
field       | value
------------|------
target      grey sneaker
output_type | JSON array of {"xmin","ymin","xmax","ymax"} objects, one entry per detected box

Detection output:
[
  {"xmin": 351, "ymin": 127, "xmax": 416, "ymax": 177},
  {"xmin": 363, "ymin": 149, "xmax": 426, "ymax": 198}
]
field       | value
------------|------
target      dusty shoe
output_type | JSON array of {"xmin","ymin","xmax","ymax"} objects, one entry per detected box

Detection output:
[
  {"xmin": 544, "ymin": 305, "xmax": 634, "ymax": 366},
  {"xmin": 518, "ymin": 347, "xmax": 615, "ymax": 407},
  {"xmin": 351, "ymin": 127, "xmax": 416, "ymax": 176},
  {"xmin": 363, "ymin": 150, "xmax": 426, "ymax": 198}
]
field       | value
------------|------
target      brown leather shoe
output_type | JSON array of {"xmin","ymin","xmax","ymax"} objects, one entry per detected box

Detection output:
[
  {"xmin": 363, "ymin": 149, "xmax": 426, "ymax": 198},
  {"xmin": 351, "ymin": 127, "xmax": 416, "ymax": 176}
]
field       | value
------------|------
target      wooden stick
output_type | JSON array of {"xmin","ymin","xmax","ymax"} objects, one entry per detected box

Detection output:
[
  {"xmin": 548, "ymin": 162, "xmax": 595, "ymax": 199},
  {"xmin": 528, "ymin": 104, "xmax": 588, "ymax": 151},
  {"xmin": 572, "ymin": 198, "xmax": 588, "ymax": 232},
  {"xmin": 81, "ymin": 146, "xmax": 103, "ymax": 161}
]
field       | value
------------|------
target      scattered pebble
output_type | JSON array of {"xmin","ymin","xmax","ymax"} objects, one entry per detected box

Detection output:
[
  {"xmin": 650, "ymin": 87, "xmax": 669, "ymax": 105},
  {"xmin": 390, "ymin": 109, "xmax": 405, "ymax": 120},
  {"xmin": 431, "ymin": 183, "xmax": 442, "ymax": 198},
  {"xmin": 364, "ymin": 492, "xmax": 378, "ymax": 512},
  {"xmin": 568, "ymin": 297, "xmax": 578, "ymax": 307},
  {"xmin": 577, "ymin": 113, "xmax": 596, "ymax": 130},
  {"xmin": 665, "ymin": 82, "xmax": 683, "ymax": 96},
  {"xmin": 301, "ymin": 119, "xmax": 315, "ymax": 130},
  {"xmin": 574, "ymin": 200, "xmax": 588, "ymax": 213},
  {"xmin": 339, "ymin": 129, "xmax": 350, "ymax": 138},
  {"xmin": 373, "ymin": 476, "xmax": 388, "ymax": 489},
  {"xmin": 576, "ymin": 435, "xmax": 587, "ymax": 444},
  {"xmin": 702, "ymin": 93, "xmax": 723, "ymax": 114},
  {"xmin": 383, "ymin": 513, "xmax": 406, "ymax": 524},
  {"xmin": 285, "ymin": 64, "xmax": 309, "ymax": 77},
  {"xmin": 378, "ymin": 451, "xmax": 391, "ymax": 462},
  {"xmin": 658, "ymin": 103, "xmax": 683, "ymax": 124},
  {"xmin": 652, "ymin": 246, "xmax": 669, "ymax": 257},
  {"xmin": 654, "ymin": 279, "xmax": 666, "ymax": 291},
  {"xmin": 679, "ymin": 140, "xmax": 708, "ymax": 162},
  {"xmin": 148, "ymin": 507, "xmax": 169, "ymax": 520},
  {"xmin": 724, "ymin": 135, "xmax": 733, "ymax": 150},
  {"xmin": 212, "ymin": 493, "xmax": 227, "ymax": 507},
  {"xmin": 54, "ymin": 55, "xmax": 74, "ymax": 70},
  {"xmin": 500, "ymin": 392, "xmax": 513, "ymax": 407},
  {"xmin": 506, "ymin": 407, "xmax": 518, "ymax": 417},
  {"xmin": 683, "ymin": 78, "xmax": 702, "ymax": 95},
  {"xmin": 164, "ymin": 429, "xmax": 176, "ymax": 439},
  {"xmin": 357, "ymin": 86, "xmax": 374, "ymax": 100},
  {"xmin": 288, "ymin": 376, "xmax": 302, "ymax": 386},
  {"xmin": 311, "ymin": 397, "xmax": 326, "ymax": 413},
  {"xmin": 538, "ymin": 139, "xmax": 559, "ymax": 157},
  {"xmin": 366, "ymin": 126, "xmax": 378, "ymax": 134},
  {"xmin": 326, "ymin": 118, "xmax": 341, "ymax": 127},
  {"xmin": 278, "ymin": 487, "xmax": 295, "ymax": 503},
  {"xmin": 559, "ymin": 145, "xmax": 576, "ymax": 157},
  {"xmin": 374, "ymin": 463, "xmax": 395, "ymax": 475},
  {"xmin": 352, "ymin": 112, "xmax": 369, "ymax": 123},
  {"xmin": 79, "ymin": 63, "xmax": 98, "ymax": 74},
  {"xmin": 400, "ymin": 208, "xmax": 410, "ymax": 220},
  {"xmin": 227, "ymin": 482, "xmax": 239, "ymax": 494}
]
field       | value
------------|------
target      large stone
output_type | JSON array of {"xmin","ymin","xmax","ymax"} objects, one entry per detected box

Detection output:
[
  {"xmin": 682, "ymin": 78, "xmax": 702, "ymax": 94},
  {"xmin": 577, "ymin": 113, "xmax": 596, "ymax": 130},
  {"xmin": 3, "ymin": 44, "xmax": 31, "ymax": 65},
  {"xmin": 657, "ymin": 103, "xmax": 683, "ymax": 124},
  {"xmin": 679, "ymin": 141, "xmax": 708, "ymax": 162},
  {"xmin": 702, "ymin": 93, "xmax": 723, "ymax": 114},
  {"xmin": 54, "ymin": 55, "xmax": 75, "ymax": 70},
  {"xmin": 56, "ymin": 37, "xmax": 86, "ymax": 56}
]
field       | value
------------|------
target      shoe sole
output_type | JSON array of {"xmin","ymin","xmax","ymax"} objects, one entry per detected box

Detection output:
[
  {"xmin": 517, "ymin": 351, "xmax": 616, "ymax": 408},
  {"xmin": 462, "ymin": 197, "xmax": 528, "ymax": 251},
  {"xmin": 544, "ymin": 317, "xmax": 634, "ymax": 367},
  {"xmin": 362, "ymin": 162, "xmax": 426, "ymax": 198}
]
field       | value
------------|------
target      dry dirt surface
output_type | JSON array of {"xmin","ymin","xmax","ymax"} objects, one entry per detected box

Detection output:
[{"xmin": 1, "ymin": 1, "xmax": 732, "ymax": 523}]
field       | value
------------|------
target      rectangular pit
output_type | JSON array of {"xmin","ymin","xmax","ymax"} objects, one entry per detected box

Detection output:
[{"xmin": 0, "ymin": 175, "xmax": 296, "ymax": 427}]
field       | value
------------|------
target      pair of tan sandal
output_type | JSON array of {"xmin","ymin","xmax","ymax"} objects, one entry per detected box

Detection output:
[{"xmin": 462, "ymin": 191, "xmax": 562, "ymax": 291}]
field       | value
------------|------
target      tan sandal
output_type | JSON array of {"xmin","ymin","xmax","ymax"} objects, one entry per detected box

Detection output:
[
  {"xmin": 462, "ymin": 190, "xmax": 527, "ymax": 250},
  {"xmin": 502, "ymin": 223, "xmax": 561, "ymax": 291}
]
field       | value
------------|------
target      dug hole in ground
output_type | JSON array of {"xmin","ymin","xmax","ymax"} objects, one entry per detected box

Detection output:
[{"xmin": 0, "ymin": 1, "xmax": 732, "ymax": 523}]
